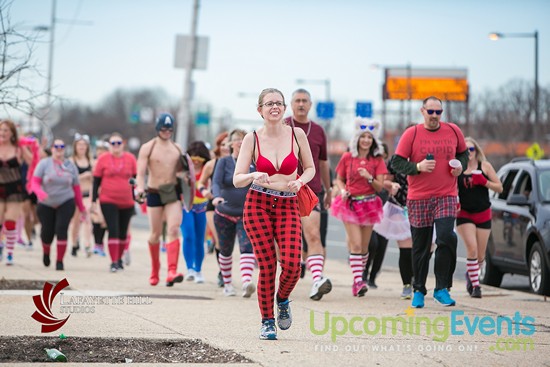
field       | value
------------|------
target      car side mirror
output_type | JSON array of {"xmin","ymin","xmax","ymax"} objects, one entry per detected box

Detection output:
[{"xmin": 507, "ymin": 194, "xmax": 530, "ymax": 206}]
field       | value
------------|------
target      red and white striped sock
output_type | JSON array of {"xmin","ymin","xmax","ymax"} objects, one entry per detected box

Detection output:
[
  {"xmin": 218, "ymin": 254, "xmax": 232, "ymax": 284},
  {"xmin": 350, "ymin": 254, "xmax": 363, "ymax": 284},
  {"xmin": 362, "ymin": 253, "xmax": 369, "ymax": 269},
  {"xmin": 467, "ymin": 258, "xmax": 480, "ymax": 287},
  {"xmin": 4, "ymin": 220, "xmax": 17, "ymax": 257},
  {"xmin": 56, "ymin": 240, "xmax": 67, "ymax": 262},
  {"xmin": 107, "ymin": 238, "xmax": 120, "ymax": 263},
  {"xmin": 307, "ymin": 254, "xmax": 324, "ymax": 283},
  {"xmin": 240, "ymin": 253, "xmax": 255, "ymax": 284}
]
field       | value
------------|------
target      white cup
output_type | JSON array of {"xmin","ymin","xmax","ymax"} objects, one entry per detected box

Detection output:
[{"xmin": 449, "ymin": 159, "xmax": 461, "ymax": 169}]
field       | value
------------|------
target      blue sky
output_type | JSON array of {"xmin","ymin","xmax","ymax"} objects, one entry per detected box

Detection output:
[{"xmin": 8, "ymin": 0, "xmax": 550, "ymax": 130}]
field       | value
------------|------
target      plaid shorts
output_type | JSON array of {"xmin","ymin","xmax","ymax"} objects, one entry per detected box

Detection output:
[{"xmin": 407, "ymin": 196, "xmax": 458, "ymax": 228}]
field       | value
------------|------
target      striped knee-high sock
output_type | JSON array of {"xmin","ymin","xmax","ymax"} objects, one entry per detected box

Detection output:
[
  {"xmin": 56, "ymin": 240, "xmax": 68, "ymax": 262},
  {"xmin": 240, "ymin": 253, "xmax": 255, "ymax": 285},
  {"xmin": 467, "ymin": 258, "xmax": 480, "ymax": 287},
  {"xmin": 218, "ymin": 254, "xmax": 232, "ymax": 284},
  {"xmin": 350, "ymin": 254, "xmax": 364, "ymax": 284},
  {"xmin": 307, "ymin": 254, "xmax": 324, "ymax": 283},
  {"xmin": 362, "ymin": 253, "xmax": 369, "ymax": 269},
  {"xmin": 4, "ymin": 220, "xmax": 17, "ymax": 258},
  {"xmin": 42, "ymin": 242, "xmax": 51, "ymax": 254},
  {"xmin": 107, "ymin": 238, "xmax": 120, "ymax": 263}
]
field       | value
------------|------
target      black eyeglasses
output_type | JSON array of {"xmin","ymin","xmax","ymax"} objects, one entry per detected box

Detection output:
[
  {"xmin": 468, "ymin": 147, "xmax": 476, "ymax": 152},
  {"xmin": 53, "ymin": 144, "xmax": 65, "ymax": 149},
  {"xmin": 425, "ymin": 109, "xmax": 443, "ymax": 115},
  {"xmin": 261, "ymin": 101, "xmax": 284, "ymax": 108},
  {"xmin": 110, "ymin": 141, "xmax": 123, "ymax": 146}
]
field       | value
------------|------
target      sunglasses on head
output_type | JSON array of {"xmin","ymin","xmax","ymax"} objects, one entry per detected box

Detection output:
[
  {"xmin": 468, "ymin": 147, "xmax": 476, "ymax": 152},
  {"xmin": 53, "ymin": 144, "xmax": 65, "ymax": 149},
  {"xmin": 425, "ymin": 109, "xmax": 443, "ymax": 115},
  {"xmin": 110, "ymin": 141, "xmax": 123, "ymax": 146}
]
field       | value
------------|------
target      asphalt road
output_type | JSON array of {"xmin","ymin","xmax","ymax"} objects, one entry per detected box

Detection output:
[{"xmin": 131, "ymin": 211, "xmax": 531, "ymax": 292}]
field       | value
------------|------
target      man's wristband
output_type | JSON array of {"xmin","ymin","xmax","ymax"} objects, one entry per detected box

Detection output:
[
  {"xmin": 416, "ymin": 163, "xmax": 421, "ymax": 173},
  {"xmin": 297, "ymin": 178, "xmax": 305, "ymax": 187}
]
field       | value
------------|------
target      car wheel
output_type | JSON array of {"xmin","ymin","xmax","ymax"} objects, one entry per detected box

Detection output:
[
  {"xmin": 480, "ymin": 249, "xmax": 503, "ymax": 287},
  {"xmin": 529, "ymin": 242, "xmax": 550, "ymax": 296}
]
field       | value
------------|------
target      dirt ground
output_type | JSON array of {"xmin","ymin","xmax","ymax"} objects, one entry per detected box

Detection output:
[{"xmin": 0, "ymin": 336, "xmax": 252, "ymax": 363}]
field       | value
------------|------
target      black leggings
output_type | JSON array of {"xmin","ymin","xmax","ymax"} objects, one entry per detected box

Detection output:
[
  {"xmin": 100, "ymin": 203, "xmax": 134, "ymax": 240},
  {"xmin": 37, "ymin": 199, "xmax": 76, "ymax": 243}
]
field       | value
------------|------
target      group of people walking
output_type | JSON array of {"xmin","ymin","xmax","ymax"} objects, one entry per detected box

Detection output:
[{"xmin": 1, "ymin": 90, "xmax": 502, "ymax": 342}]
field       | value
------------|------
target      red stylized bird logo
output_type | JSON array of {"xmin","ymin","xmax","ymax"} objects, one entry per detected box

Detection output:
[{"xmin": 31, "ymin": 278, "xmax": 70, "ymax": 333}]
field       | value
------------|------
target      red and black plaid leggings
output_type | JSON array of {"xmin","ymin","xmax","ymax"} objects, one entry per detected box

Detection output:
[{"xmin": 243, "ymin": 188, "xmax": 302, "ymax": 320}]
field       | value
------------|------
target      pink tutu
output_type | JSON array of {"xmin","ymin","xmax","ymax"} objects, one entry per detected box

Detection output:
[
  {"xmin": 331, "ymin": 195, "xmax": 383, "ymax": 226},
  {"xmin": 373, "ymin": 202, "xmax": 411, "ymax": 240}
]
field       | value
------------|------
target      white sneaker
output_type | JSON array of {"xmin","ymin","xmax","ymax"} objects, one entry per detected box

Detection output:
[
  {"xmin": 223, "ymin": 284, "xmax": 236, "ymax": 297},
  {"xmin": 309, "ymin": 277, "xmax": 333, "ymax": 301},
  {"xmin": 242, "ymin": 281, "xmax": 256, "ymax": 298},
  {"xmin": 194, "ymin": 272, "xmax": 204, "ymax": 284},
  {"xmin": 185, "ymin": 269, "xmax": 196, "ymax": 281}
]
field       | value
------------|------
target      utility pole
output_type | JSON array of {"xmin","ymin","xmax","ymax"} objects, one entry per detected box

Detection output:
[{"xmin": 176, "ymin": 0, "xmax": 200, "ymax": 148}]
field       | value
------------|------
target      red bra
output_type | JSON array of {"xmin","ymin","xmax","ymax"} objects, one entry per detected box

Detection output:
[{"xmin": 254, "ymin": 131, "xmax": 298, "ymax": 176}]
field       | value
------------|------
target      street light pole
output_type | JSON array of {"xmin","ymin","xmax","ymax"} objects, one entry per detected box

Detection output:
[
  {"xmin": 176, "ymin": 0, "xmax": 200, "ymax": 148},
  {"xmin": 489, "ymin": 30, "xmax": 539, "ymax": 141},
  {"xmin": 46, "ymin": 0, "xmax": 56, "ymax": 112}
]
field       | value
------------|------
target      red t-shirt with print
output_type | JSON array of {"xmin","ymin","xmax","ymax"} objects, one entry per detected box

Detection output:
[
  {"xmin": 94, "ymin": 152, "xmax": 137, "ymax": 208},
  {"xmin": 395, "ymin": 122, "xmax": 467, "ymax": 200},
  {"xmin": 335, "ymin": 152, "xmax": 387, "ymax": 196}
]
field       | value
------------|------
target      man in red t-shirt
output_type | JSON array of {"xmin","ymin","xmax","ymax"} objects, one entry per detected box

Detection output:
[
  {"xmin": 392, "ymin": 96, "xmax": 468, "ymax": 308},
  {"xmin": 285, "ymin": 89, "xmax": 333, "ymax": 301}
]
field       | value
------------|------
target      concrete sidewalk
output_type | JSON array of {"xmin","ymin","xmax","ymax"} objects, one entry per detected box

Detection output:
[{"xmin": 1, "ymin": 224, "xmax": 549, "ymax": 366}]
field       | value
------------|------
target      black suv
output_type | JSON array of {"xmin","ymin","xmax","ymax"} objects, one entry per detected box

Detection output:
[{"xmin": 481, "ymin": 158, "xmax": 550, "ymax": 295}]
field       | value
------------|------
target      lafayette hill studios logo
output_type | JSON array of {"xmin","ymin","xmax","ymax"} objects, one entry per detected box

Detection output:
[{"xmin": 31, "ymin": 278, "xmax": 70, "ymax": 333}]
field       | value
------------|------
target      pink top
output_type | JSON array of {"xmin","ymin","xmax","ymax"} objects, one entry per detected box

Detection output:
[{"xmin": 93, "ymin": 152, "xmax": 137, "ymax": 208}]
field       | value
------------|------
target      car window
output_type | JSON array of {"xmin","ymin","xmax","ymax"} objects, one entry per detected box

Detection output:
[
  {"xmin": 513, "ymin": 171, "xmax": 532, "ymax": 200},
  {"xmin": 498, "ymin": 169, "xmax": 518, "ymax": 200},
  {"xmin": 540, "ymin": 170, "xmax": 550, "ymax": 202}
]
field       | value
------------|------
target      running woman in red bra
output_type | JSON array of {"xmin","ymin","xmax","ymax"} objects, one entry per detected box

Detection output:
[
  {"xmin": 457, "ymin": 137, "xmax": 502, "ymax": 298},
  {"xmin": 234, "ymin": 88, "xmax": 315, "ymax": 340}
]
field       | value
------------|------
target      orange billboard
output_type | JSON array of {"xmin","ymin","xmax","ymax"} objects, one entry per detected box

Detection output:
[{"xmin": 383, "ymin": 68, "xmax": 468, "ymax": 102}]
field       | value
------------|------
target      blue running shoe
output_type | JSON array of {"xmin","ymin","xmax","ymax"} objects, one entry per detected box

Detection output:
[
  {"xmin": 411, "ymin": 291, "xmax": 425, "ymax": 308},
  {"xmin": 277, "ymin": 300, "xmax": 292, "ymax": 330},
  {"xmin": 260, "ymin": 319, "xmax": 277, "ymax": 340},
  {"xmin": 434, "ymin": 288, "xmax": 456, "ymax": 307}
]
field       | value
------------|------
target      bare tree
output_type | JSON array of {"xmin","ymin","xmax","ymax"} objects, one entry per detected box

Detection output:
[{"xmin": 0, "ymin": 0, "xmax": 47, "ymax": 117}]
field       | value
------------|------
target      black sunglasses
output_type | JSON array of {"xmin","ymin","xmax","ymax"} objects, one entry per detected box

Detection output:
[
  {"xmin": 468, "ymin": 147, "xmax": 476, "ymax": 152},
  {"xmin": 425, "ymin": 109, "xmax": 443, "ymax": 115},
  {"xmin": 110, "ymin": 141, "xmax": 123, "ymax": 146},
  {"xmin": 53, "ymin": 144, "xmax": 65, "ymax": 149}
]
